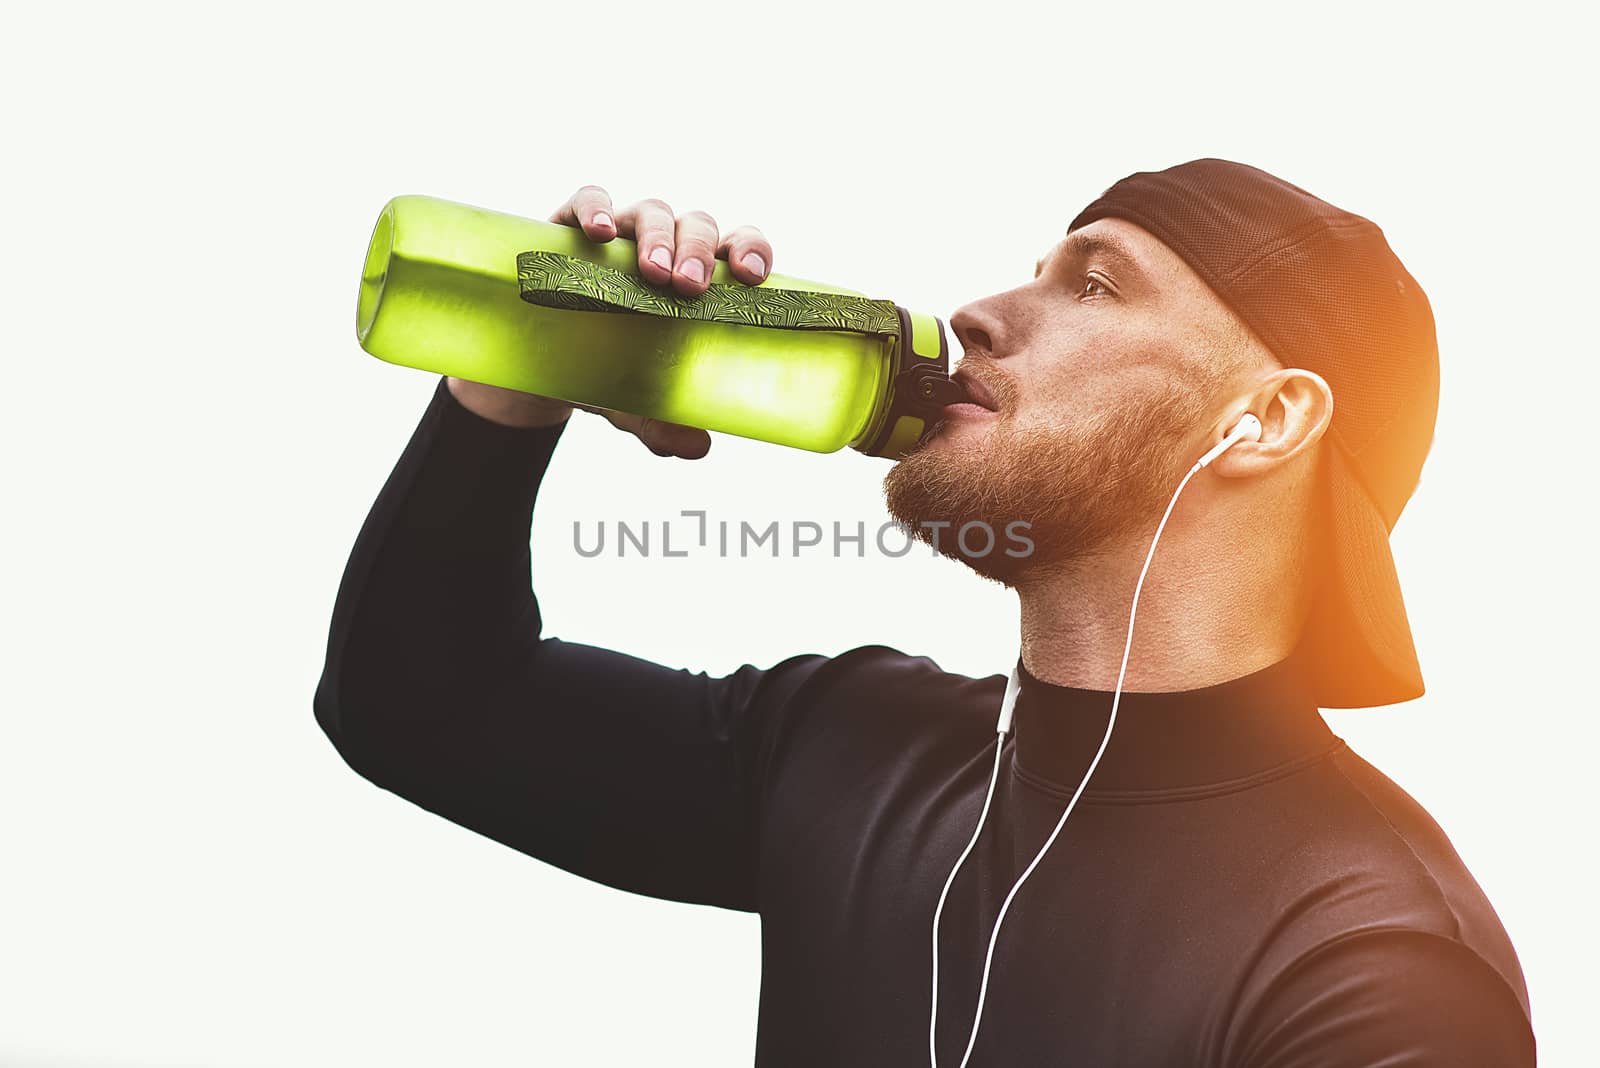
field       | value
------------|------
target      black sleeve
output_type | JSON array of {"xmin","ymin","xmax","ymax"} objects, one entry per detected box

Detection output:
[
  {"xmin": 312, "ymin": 376, "xmax": 829, "ymax": 912},
  {"xmin": 1235, "ymin": 929, "xmax": 1536, "ymax": 1067}
]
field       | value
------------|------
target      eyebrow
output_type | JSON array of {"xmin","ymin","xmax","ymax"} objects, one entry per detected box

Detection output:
[{"xmin": 1034, "ymin": 232, "xmax": 1150, "ymax": 284}]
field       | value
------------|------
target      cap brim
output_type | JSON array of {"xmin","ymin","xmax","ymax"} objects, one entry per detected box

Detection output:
[{"xmin": 1299, "ymin": 441, "xmax": 1426, "ymax": 708}]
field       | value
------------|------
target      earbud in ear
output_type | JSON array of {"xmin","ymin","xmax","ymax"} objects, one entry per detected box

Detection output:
[
  {"xmin": 1196, "ymin": 413, "xmax": 1263, "ymax": 469},
  {"xmin": 1230, "ymin": 413, "xmax": 1263, "ymax": 444}
]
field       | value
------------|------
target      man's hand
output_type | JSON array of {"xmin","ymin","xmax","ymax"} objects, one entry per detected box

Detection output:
[{"xmin": 446, "ymin": 185, "xmax": 775, "ymax": 459}]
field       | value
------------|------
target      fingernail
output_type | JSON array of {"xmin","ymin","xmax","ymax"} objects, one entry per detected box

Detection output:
[
  {"xmin": 740, "ymin": 252, "xmax": 767, "ymax": 279},
  {"xmin": 681, "ymin": 259, "xmax": 706, "ymax": 284},
  {"xmin": 648, "ymin": 246, "xmax": 672, "ymax": 271},
  {"xmin": 592, "ymin": 211, "xmax": 614, "ymax": 230}
]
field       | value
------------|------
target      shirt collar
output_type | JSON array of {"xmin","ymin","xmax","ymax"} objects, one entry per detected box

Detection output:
[{"xmin": 1009, "ymin": 654, "xmax": 1337, "ymax": 799}]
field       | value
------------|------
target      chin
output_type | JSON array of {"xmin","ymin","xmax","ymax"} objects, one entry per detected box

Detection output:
[{"xmin": 884, "ymin": 418, "xmax": 1039, "ymax": 587}]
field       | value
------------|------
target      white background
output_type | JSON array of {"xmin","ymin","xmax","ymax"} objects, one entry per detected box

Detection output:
[{"xmin": 3, "ymin": 2, "xmax": 1593, "ymax": 1064}]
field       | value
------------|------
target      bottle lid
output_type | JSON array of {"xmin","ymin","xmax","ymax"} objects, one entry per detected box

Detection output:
[{"xmin": 851, "ymin": 306, "xmax": 966, "ymax": 459}]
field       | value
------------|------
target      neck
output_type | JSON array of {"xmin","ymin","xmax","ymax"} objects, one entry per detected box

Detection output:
[{"xmin": 1016, "ymin": 496, "xmax": 1304, "ymax": 693}]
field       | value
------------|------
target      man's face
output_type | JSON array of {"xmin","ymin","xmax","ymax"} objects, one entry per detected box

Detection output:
[{"xmin": 884, "ymin": 217, "xmax": 1251, "ymax": 586}]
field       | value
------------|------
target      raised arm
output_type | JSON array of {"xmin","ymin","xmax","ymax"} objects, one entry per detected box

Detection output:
[
  {"xmin": 313, "ymin": 188, "xmax": 824, "ymax": 911},
  {"xmin": 314, "ymin": 373, "xmax": 827, "ymax": 909}
]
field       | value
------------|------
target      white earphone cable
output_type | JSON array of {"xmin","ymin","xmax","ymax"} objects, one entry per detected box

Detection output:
[
  {"xmin": 928, "ymin": 455, "xmax": 1208, "ymax": 1068},
  {"xmin": 928, "ymin": 736, "xmax": 1007, "ymax": 1067}
]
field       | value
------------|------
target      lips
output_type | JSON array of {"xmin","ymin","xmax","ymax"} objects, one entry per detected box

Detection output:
[{"xmin": 950, "ymin": 370, "xmax": 1000, "ymax": 412}]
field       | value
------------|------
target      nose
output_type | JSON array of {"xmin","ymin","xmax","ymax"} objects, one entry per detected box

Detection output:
[{"xmin": 950, "ymin": 299, "xmax": 1001, "ymax": 359}]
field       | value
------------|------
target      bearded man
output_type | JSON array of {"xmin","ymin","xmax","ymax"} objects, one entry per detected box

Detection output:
[{"xmin": 315, "ymin": 159, "xmax": 1535, "ymax": 1065}]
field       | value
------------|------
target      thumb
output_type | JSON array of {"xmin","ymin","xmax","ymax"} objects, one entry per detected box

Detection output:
[{"xmin": 600, "ymin": 410, "xmax": 712, "ymax": 460}]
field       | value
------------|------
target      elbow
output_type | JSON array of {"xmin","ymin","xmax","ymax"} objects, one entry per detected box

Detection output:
[
  {"xmin": 312, "ymin": 658, "xmax": 462, "ymax": 792},
  {"xmin": 312, "ymin": 668, "xmax": 391, "ymax": 786}
]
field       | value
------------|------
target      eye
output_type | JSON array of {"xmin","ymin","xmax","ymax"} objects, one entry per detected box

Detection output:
[{"xmin": 1081, "ymin": 271, "xmax": 1112, "ymax": 299}]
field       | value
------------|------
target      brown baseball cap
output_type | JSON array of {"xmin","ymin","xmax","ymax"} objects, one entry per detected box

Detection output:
[{"xmin": 1068, "ymin": 159, "xmax": 1440, "ymax": 708}]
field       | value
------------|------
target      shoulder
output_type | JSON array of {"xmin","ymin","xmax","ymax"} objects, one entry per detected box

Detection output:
[
  {"xmin": 749, "ymin": 643, "xmax": 1005, "ymax": 780},
  {"xmin": 1314, "ymin": 744, "xmax": 1532, "ymax": 1014},
  {"xmin": 1219, "ymin": 742, "xmax": 1536, "ymax": 1064},
  {"xmin": 1237, "ymin": 738, "xmax": 1529, "ymax": 1006},
  {"xmin": 753, "ymin": 642, "xmax": 1001, "ymax": 709},
  {"xmin": 1227, "ymin": 927, "xmax": 1536, "ymax": 1067}
]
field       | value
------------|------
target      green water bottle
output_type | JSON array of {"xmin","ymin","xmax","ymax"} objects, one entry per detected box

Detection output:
[{"xmin": 356, "ymin": 195, "xmax": 964, "ymax": 458}]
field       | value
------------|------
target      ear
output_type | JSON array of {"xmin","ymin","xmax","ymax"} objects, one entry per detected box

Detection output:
[{"xmin": 1210, "ymin": 369, "xmax": 1334, "ymax": 479}]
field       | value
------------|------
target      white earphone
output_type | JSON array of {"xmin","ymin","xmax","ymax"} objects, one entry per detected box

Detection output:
[
  {"xmin": 929, "ymin": 412, "xmax": 1263, "ymax": 1068},
  {"xmin": 1197, "ymin": 412, "xmax": 1263, "ymax": 469}
]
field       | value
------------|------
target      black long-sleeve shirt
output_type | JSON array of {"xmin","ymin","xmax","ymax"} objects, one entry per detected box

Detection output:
[{"xmin": 314, "ymin": 375, "xmax": 1536, "ymax": 1066}]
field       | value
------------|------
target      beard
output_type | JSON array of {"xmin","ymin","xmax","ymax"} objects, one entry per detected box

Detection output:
[{"xmin": 882, "ymin": 369, "xmax": 1213, "ymax": 587}]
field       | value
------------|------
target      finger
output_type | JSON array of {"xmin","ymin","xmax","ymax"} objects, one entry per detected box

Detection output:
[
  {"xmin": 716, "ymin": 225, "xmax": 773, "ymax": 285},
  {"xmin": 655, "ymin": 423, "xmax": 712, "ymax": 460},
  {"xmin": 614, "ymin": 198, "xmax": 678, "ymax": 285},
  {"xmin": 602, "ymin": 411, "xmax": 712, "ymax": 460},
  {"xmin": 670, "ymin": 210, "xmax": 721, "ymax": 297},
  {"xmin": 548, "ymin": 185, "xmax": 617, "ymax": 242}
]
